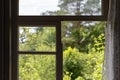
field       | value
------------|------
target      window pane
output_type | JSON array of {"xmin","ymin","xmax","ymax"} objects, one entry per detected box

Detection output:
[
  {"xmin": 18, "ymin": 27, "xmax": 56, "ymax": 51},
  {"xmin": 19, "ymin": 54, "xmax": 56, "ymax": 80},
  {"xmin": 19, "ymin": 0, "xmax": 102, "ymax": 16},
  {"xmin": 62, "ymin": 21, "xmax": 105, "ymax": 80}
]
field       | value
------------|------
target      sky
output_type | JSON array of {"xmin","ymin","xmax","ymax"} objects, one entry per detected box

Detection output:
[
  {"xmin": 19, "ymin": 0, "xmax": 102, "ymax": 16},
  {"xmin": 19, "ymin": 0, "xmax": 60, "ymax": 15}
]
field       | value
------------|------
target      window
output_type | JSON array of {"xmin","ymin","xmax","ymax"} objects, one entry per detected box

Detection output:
[
  {"xmin": 11, "ymin": 0, "xmax": 109, "ymax": 80},
  {"xmin": 19, "ymin": 0, "xmax": 103, "ymax": 16}
]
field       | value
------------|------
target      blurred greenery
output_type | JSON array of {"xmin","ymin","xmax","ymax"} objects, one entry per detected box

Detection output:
[
  {"xmin": 19, "ymin": 55, "xmax": 56, "ymax": 80},
  {"xmin": 19, "ymin": 22, "xmax": 105, "ymax": 80},
  {"xmin": 19, "ymin": 27, "xmax": 56, "ymax": 51},
  {"xmin": 19, "ymin": 0, "xmax": 105, "ymax": 80}
]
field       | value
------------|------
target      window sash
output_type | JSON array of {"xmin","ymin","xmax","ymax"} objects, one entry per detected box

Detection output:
[
  {"xmin": 12, "ymin": 0, "xmax": 109, "ymax": 21},
  {"xmin": 11, "ymin": 0, "xmax": 109, "ymax": 80},
  {"xmin": 12, "ymin": 22, "xmax": 63, "ymax": 80}
]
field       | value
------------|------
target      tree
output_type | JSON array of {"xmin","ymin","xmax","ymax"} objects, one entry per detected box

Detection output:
[
  {"xmin": 58, "ymin": 0, "xmax": 101, "ymax": 15},
  {"xmin": 57, "ymin": 0, "xmax": 103, "ymax": 52},
  {"xmin": 62, "ymin": 21, "xmax": 105, "ymax": 52},
  {"xmin": 19, "ymin": 55, "xmax": 56, "ymax": 80},
  {"xmin": 19, "ymin": 26, "xmax": 105, "ymax": 80},
  {"xmin": 19, "ymin": 27, "xmax": 56, "ymax": 51},
  {"xmin": 19, "ymin": 0, "xmax": 105, "ymax": 79},
  {"xmin": 19, "ymin": 27, "xmax": 56, "ymax": 80},
  {"xmin": 63, "ymin": 34, "xmax": 105, "ymax": 80}
]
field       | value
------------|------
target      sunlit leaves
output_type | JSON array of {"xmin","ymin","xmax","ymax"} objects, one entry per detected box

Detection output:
[
  {"xmin": 18, "ymin": 22, "xmax": 105, "ymax": 80},
  {"xmin": 63, "ymin": 46, "xmax": 104, "ymax": 80},
  {"xmin": 19, "ymin": 27, "xmax": 56, "ymax": 51},
  {"xmin": 19, "ymin": 55, "xmax": 56, "ymax": 80}
]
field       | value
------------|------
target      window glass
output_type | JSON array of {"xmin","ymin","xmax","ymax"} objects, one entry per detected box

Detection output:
[
  {"xmin": 62, "ymin": 21, "xmax": 105, "ymax": 80},
  {"xmin": 19, "ymin": 0, "xmax": 102, "ymax": 16},
  {"xmin": 19, "ymin": 54, "xmax": 56, "ymax": 80},
  {"xmin": 18, "ymin": 27, "xmax": 56, "ymax": 52}
]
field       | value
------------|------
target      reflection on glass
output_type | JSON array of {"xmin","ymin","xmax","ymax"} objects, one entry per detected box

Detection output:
[
  {"xmin": 19, "ymin": 55, "xmax": 56, "ymax": 80},
  {"xmin": 19, "ymin": 0, "xmax": 101, "ymax": 16},
  {"xmin": 62, "ymin": 21, "xmax": 105, "ymax": 80},
  {"xmin": 19, "ymin": 27, "xmax": 56, "ymax": 51}
]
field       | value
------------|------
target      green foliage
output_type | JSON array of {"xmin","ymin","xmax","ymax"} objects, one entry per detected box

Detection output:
[
  {"xmin": 58, "ymin": 0, "xmax": 101, "ymax": 15},
  {"xmin": 42, "ymin": 0, "xmax": 101, "ymax": 15},
  {"xmin": 19, "ymin": 23, "xmax": 105, "ymax": 80},
  {"xmin": 63, "ymin": 33, "xmax": 105, "ymax": 80},
  {"xmin": 19, "ymin": 27, "xmax": 56, "ymax": 51},
  {"xmin": 93, "ymin": 33, "xmax": 105, "ymax": 52},
  {"xmin": 63, "ymin": 45, "xmax": 104, "ymax": 80},
  {"xmin": 63, "ymin": 47, "xmax": 86, "ymax": 80},
  {"xmin": 19, "ymin": 55, "xmax": 56, "ymax": 80},
  {"xmin": 18, "ymin": 0, "xmax": 105, "ymax": 79},
  {"xmin": 62, "ymin": 22, "xmax": 105, "ymax": 52}
]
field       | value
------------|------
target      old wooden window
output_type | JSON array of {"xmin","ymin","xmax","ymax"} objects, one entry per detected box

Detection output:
[{"xmin": 11, "ymin": 0, "xmax": 109, "ymax": 80}]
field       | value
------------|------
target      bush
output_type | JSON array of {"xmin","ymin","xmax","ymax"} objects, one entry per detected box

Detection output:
[{"xmin": 63, "ymin": 47, "xmax": 104, "ymax": 80}]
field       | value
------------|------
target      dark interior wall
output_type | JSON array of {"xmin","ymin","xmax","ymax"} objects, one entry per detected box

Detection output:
[
  {"xmin": 0, "ymin": 0, "xmax": 10, "ymax": 80},
  {"xmin": 0, "ymin": 0, "xmax": 4, "ymax": 79},
  {"xmin": 4, "ymin": 0, "xmax": 10, "ymax": 79}
]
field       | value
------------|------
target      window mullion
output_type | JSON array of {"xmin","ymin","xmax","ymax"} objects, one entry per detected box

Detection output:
[
  {"xmin": 11, "ymin": 0, "xmax": 109, "ymax": 79},
  {"xmin": 18, "ymin": 16, "xmax": 107, "ymax": 23},
  {"xmin": 18, "ymin": 51, "xmax": 56, "ymax": 55},
  {"xmin": 56, "ymin": 22, "xmax": 63, "ymax": 80}
]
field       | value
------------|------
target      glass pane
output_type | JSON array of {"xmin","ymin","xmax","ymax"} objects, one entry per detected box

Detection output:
[
  {"xmin": 18, "ymin": 27, "xmax": 56, "ymax": 51},
  {"xmin": 62, "ymin": 21, "xmax": 105, "ymax": 80},
  {"xmin": 19, "ymin": 0, "xmax": 102, "ymax": 16},
  {"xmin": 19, "ymin": 54, "xmax": 56, "ymax": 80}
]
